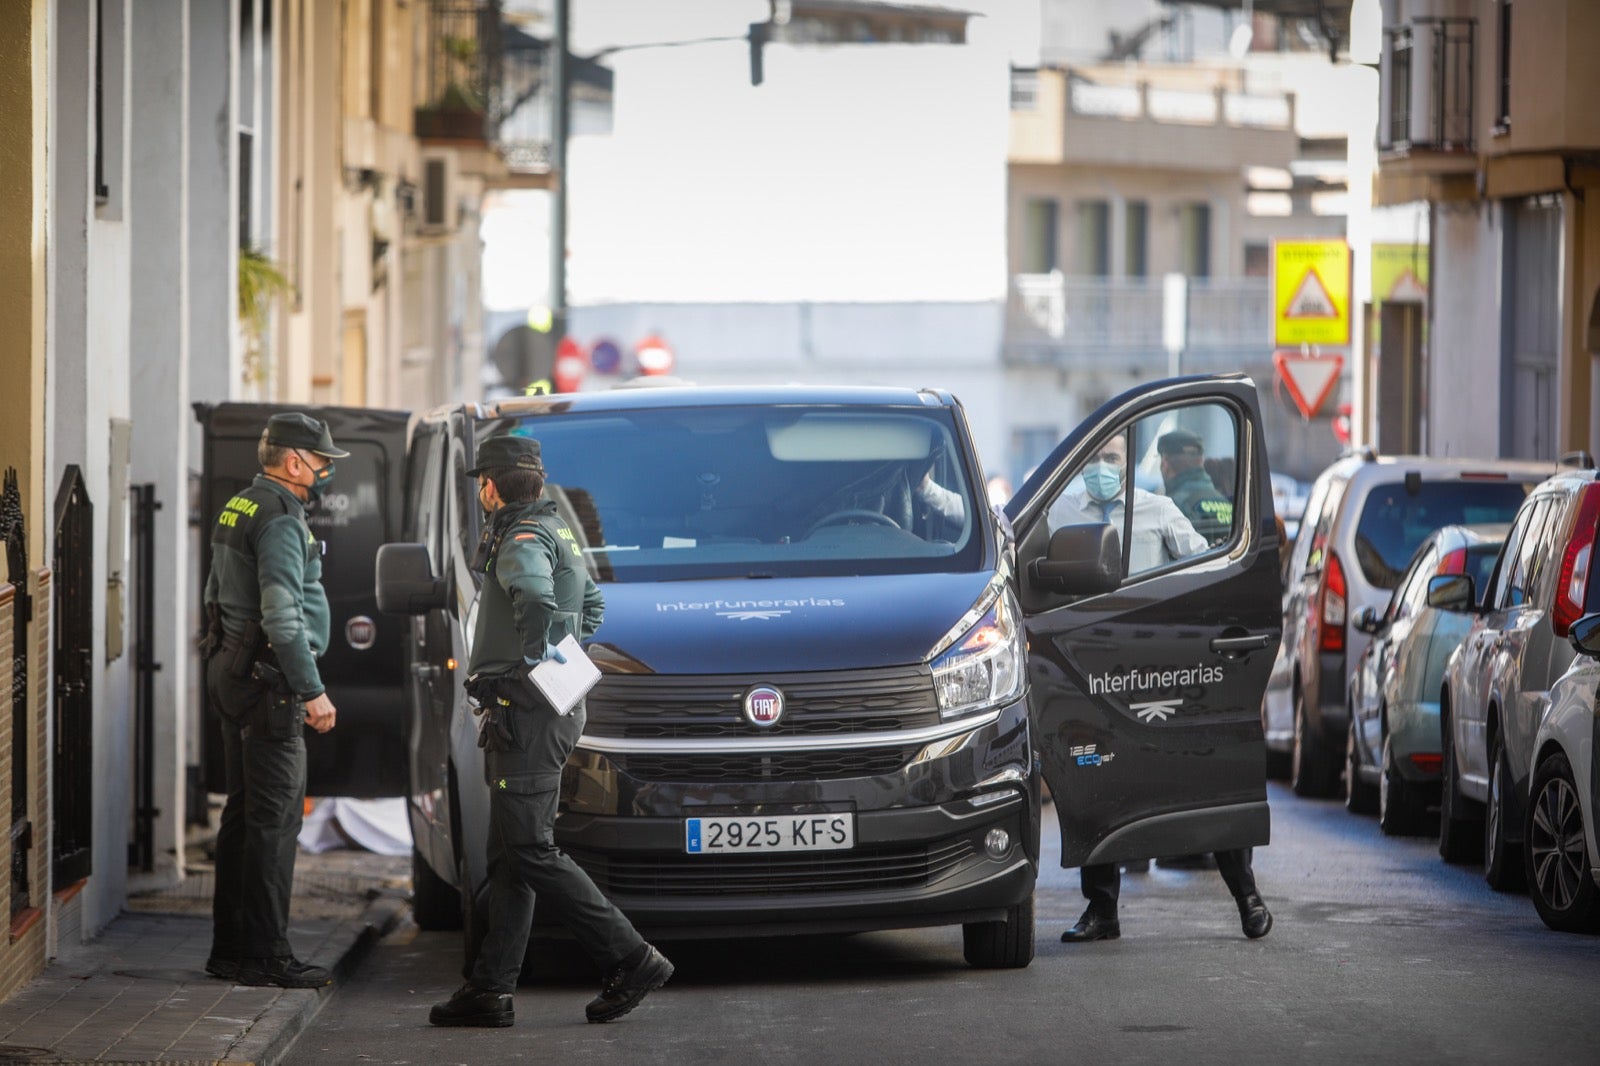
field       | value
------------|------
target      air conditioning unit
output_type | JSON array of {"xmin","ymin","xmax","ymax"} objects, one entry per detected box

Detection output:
[{"xmin": 419, "ymin": 150, "xmax": 459, "ymax": 234}]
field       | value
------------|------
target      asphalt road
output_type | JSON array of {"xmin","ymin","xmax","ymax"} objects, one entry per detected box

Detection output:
[{"xmin": 285, "ymin": 784, "xmax": 1600, "ymax": 1066}]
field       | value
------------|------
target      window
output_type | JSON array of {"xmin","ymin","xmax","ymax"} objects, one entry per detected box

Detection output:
[
  {"xmin": 1076, "ymin": 200, "xmax": 1110, "ymax": 276},
  {"xmin": 1022, "ymin": 198, "xmax": 1059, "ymax": 274},
  {"xmin": 1390, "ymin": 29, "xmax": 1413, "ymax": 145},
  {"xmin": 1503, "ymin": 498, "xmax": 1555, "ymax": 608},
  {"xmin": 1245, "ymin": 243, "xmax": 1269, "ymax": 277},
  {"xmin": 1045, "ymin": 402, "xmax": 1240, "ymax": 582},
  {"xmin": 1496, "ymin": 1, "xmax": 1512, "ymax": 130},
  {"xmin": 1124, "ymin": 201, "xmax": 1149, "ymax": 278},
  {"xmin": 1354, "ymin": 480, "xmax": 1533, "ymax": 590},
  {"xmin": 1391, "ymin": 547, "xmax": 1439, "ymax": 622},
  {"xmin": 1179, "ymin": 203, "xmax": 1211, "ymax": 278}
]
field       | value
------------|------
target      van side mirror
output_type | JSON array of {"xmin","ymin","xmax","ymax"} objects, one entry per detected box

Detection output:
[
  {"xmin": 1570, "ymin": 614, "xmax": 1600, "ymax": 658},
  {"xmin": 1030, "ymin": 523, "xmax": 1121, "ymax": 596},
  {"xmin": 1426, "ymin": 574, "xmax": 1475, "ymax": 613},
  {"xmin": 376, "ymin": 543, "xmax": 447, "ymax": 614},
  {"xmin": 1351, "ymin": 605, "xmax": 1385, "ymax": 635}
]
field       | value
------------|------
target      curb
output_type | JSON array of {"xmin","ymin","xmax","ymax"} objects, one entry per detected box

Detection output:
[{"xmin": 227, "ymin": 891, "xmax": 409, "ymax": 1066}]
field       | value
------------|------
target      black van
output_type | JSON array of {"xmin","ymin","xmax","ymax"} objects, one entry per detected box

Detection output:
[{"xmin": 373, "ymin": 374, "xmax": 1282, "ymax": 970}]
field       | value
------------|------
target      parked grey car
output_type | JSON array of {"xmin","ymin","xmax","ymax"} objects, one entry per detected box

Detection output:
[
  {"xmin": 1434, "ymin": 465, "xmax": 1600, "ymax": 889},
  {"xmin": 1345, "ymin": 524, "xmax": 1507, "ymax": 835}
]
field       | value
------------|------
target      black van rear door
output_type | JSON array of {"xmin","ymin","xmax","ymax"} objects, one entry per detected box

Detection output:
[
  {"xmin": 196, "ymin": 403, "xmax": 411, "ymax": 797},
  {"xmin": 1007, "ymin": 374, "xmax": 1281, "ymax": 867}
]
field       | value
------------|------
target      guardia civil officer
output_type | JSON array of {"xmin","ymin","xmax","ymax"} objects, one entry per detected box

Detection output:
[
  {"xmin": 1157, "ymin": 428, "xmax": 1233, "ymax": 545},
  {"xmin": 200, "ymin": 413, "xmax": 344, "ymax": 988},
  {"xmin": 429, "ymin": 436, "xmax": 672, "ymax": 1028}
]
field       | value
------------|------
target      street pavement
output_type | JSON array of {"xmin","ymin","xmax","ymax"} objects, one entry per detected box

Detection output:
[{"xmin": 284, "ymin": 784, "xmax": 1600, "ymax": 1066}]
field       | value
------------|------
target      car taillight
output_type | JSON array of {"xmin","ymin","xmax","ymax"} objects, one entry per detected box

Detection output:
[
  {"xmin": 1320, "ymin": 551, "xmax": 1346, "ymax": 653},
  {"xmin": 1409, "ymin": 753, "xmax": 1443, "ymax": 774},
  {"xmin": 1438, "ymin": 548, "xmax": 1467, "ymax": 575},
  {"xmin": 1553, "ymin": 484, "xmax": 1600, "ymax": 638}
]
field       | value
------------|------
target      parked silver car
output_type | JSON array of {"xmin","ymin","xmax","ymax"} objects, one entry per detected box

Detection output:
[
  {"xmin": 1263, "ymin": 452, "xmax": 1546, "ymax": 797},
  {"xmin": 1345, "ymin": 524, "xmax": 1508, "ymax": 835}
]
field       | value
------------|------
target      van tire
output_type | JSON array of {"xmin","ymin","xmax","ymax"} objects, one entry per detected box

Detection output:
[
  {"xmin": 963, "ymin": 890, "xmax": 1035, "ymax": 969},
  {"xmin": 412, "ymin": 845, "xmax": 463, "ymax": 932}
]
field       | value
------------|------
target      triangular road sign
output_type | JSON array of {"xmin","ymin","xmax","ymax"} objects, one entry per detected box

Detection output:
[
  {"xmin": 1273, "ymin": 350, "xmax": 1344, "ymax": 419},
  {"xmin": 1387, "ymin": 268, "xmax": 1427, "ymax": 302},
  {"xmin": 1284, "ymin": 267, "xmax": 1339, "ymax": 319}
]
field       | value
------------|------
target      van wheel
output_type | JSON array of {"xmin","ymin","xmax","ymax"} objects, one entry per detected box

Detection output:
[
  {"xmin": 1378, "ymin": 736, "xmax": 1424, "ymax": 836},
  {"xmin": 963, "ymin": 890, "xmax": 1035, "ymax": 969},
  {"xmin": 1524, "ymin": 751, "xmax": 1600, "ymax": 933},
  {"xmin": 1291, "ymin": 689, "xmax": 1337, "ymax": 797},
  {"xmin": 411, "ymin": 845, "xmax": 462, "ymax": 932},
  {"xmin": 1438, "ymin": 709, "xmax": 1482, "ymax": 863},
  {"xmin": 1483, "ymin": 732, "xmax": 1525, "ymax": 892},
  {"xmin": 1344, "ymin": 719, "xmax": 1377, "ymax": 814}
]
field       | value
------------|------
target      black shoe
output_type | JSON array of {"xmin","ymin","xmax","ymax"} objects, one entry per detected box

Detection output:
[
  {"xmin": 237, "ymin": 955, "xmax": 333, "ymax": 989},
  {"xmin": 204, "ymin": 954, "xmax": 239, "ymax": 981},
  {"xmin": 586, "ymin": 944, "xmax": 674, "ymax": 1023},
  {"xmin": 1060, "ymin": 911, "xmax": 1120, "ymax": 943},
  {"xmin": 430, "ymin": 984, "xmax": 514, "ymax": 1028},
  {"xmin": 1238, "ymin": 893, "xmax": 1273, "ymax": 939}
]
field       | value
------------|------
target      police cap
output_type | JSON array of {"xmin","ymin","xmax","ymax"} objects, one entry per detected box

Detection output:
[
  {"xmin": 1157, "ymin": 428, "xmax": 1205, "ymax": 457},
  {"xmin": 465, "ymin": 435, "xmax": 544, "ymax": 477},
  {"xmin": 265, "ymin": 412, "xmax": 349, "ymax": 458}
]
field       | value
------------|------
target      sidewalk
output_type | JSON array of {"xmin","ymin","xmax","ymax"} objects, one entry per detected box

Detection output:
[{"xmin": 0, "ymin": 847, "xmax": 409, "ymax": 1066}]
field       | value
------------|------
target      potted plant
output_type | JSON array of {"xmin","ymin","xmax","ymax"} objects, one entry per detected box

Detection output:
[{"xmin": 238, "ymin": 246, "xmax": 293, "ymax": 387}]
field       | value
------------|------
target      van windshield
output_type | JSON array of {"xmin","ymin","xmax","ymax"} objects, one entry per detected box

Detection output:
[
  {"xmin": 476, "ymin": 405, "xmax": 983, "ymax": 582},
  {"xmin": 1353, "ymin": 480, "xmax": 1533, "ymax": 589}
]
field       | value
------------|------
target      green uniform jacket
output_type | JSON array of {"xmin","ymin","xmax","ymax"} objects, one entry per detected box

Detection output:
[
  {"xmin": 1166, "ymin": 466, "xmax": 1234, "ymax": 544},
  {"xmin": 203, "ymin": 476, "xmax": 330, "ymax": 700},
  {"xmin": 469, "ymin": 498, "xmax": 605, "ymax": 677}
]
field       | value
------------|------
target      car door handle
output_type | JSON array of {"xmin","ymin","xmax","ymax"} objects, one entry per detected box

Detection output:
[
  {"xmin": 411, "ymin": 662, "xmax": 441, "ymax": 682},
  {"xmin": 1211, "ymin": 633, "xmax": 1273, "ymax": 654}
]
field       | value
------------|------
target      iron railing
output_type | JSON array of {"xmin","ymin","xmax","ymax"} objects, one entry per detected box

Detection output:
[
  {"xmin": 52, "ymin": 467, "xmax": 93, "ymax": 886},
  {"xmin": 416, "ymin": 1, "xmax": 505, "ymax": 142},
  {"xmin": 1382, "ymin": 17, "xmax": 1476, "ymax": 153},
  {"xmin": 3, "ymin": 468, "xmax": 32, "ymax": 915},
  {"xmin": 129, "ymin": 483, "xmax": 160, "ymax": 872}
]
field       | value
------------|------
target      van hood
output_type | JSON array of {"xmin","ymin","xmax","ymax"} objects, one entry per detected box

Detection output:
[{"xmin": 589, "ymin": 572, "xmax": 996, "ymax": 675}]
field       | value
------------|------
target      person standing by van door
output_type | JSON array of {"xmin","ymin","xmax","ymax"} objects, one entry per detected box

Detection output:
[
  {"xmin": 429, "ymin": 435, "xmax": 673, "ymax": 1028},
  {"xmin": 200, "ymin": 413, "xmax": 344, "ymax": 988}
]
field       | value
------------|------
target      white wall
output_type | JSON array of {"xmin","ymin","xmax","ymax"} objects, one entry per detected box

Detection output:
[{"xmin": 1428, "ymin": 202, "xmax": 1502, "ymax": 455}]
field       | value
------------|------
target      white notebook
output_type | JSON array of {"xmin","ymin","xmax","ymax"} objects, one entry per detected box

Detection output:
[{"xmin": 526, "ymin": 635, "xmax": 601, "ymax": 716}]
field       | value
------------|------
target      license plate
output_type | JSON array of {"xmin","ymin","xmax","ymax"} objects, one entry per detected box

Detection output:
[{"xmin": 684, "ymin": 814, "xmax": 854, "ymax": 854}]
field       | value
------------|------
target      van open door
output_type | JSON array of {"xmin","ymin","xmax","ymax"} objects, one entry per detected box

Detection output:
[
  {"xmin": 1007, "ymin": 375, "xmax": 1281, "ymax": 867},
  {"xmin": 195, "ymin": 403, "xmax": 411, "ymax": 797}
]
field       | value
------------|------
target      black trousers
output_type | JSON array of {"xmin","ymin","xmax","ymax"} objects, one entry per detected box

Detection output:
[
  {"xmin": 207, "ymin": 654, "xmax": 306, "ymax": 961},
  {"xmin": 1081, "ymin": 848, "xmax": 1258, "ymax": 918},
  {"xmin": 470, "ymin": 692, "xmax": 645, "ymax": 994}
]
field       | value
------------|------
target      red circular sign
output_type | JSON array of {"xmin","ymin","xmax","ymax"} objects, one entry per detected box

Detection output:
[{"xmin": 634, "ymin": 333, "xmax": 675, "ymax": 376}]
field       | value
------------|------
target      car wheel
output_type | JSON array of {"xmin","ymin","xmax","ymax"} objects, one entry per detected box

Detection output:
[
  {"xmin": 963, "ymin": 889, "xmax": 1035, "ymax": 969},
  {"xmin": 1344, "ymin": 717, "xmax": 1377, "ymax": 814},
  {"xmin": 1524, "ymin": 751, "xmax": 1600, "ymax": 933},
  {"xmin": 411, "ymin": 844, "xmax": 463, "ymax": 932},
  {"xmin": 1291, "ymin": 687, "xmax": 1338, "ymax": 797},
  {"xmin": 1483, "ymin": 731, "xmax": 1525, "ymax": 892},
  {"xmin": 1438, "ymin": 704, "xmax": 1482, "ymax": 864},
  {"xmin": 1379, "ymin": 734, "xmax": 1424, "ymax": 837}
]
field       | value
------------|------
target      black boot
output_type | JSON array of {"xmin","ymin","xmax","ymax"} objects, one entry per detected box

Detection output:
[
  {"xmin": 1238, "ymin": 893, "xmax": 1273, "ymax": 939},
  {"xmin": 1060, "ymin": 908, "xmax": 1121, "ymax": 943},
  {"xmin": 237, "ymin": 955, "xmax": 332, "ymax": 988},
  {"xmin": 204, "ymin": 954, "xmax": 240, "ymax": 981},
  {"xmin": 586, "ymin": 944, "xmax": 674, "ymax": 1023},
  {"xmin": 430, "ymin": 984, "xmax": 514, "ymax": 1028}
]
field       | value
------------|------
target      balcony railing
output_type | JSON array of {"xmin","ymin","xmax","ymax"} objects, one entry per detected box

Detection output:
[
  {"xmin": 1066, "ymin": 75, "xmax": 1292, "ymax": 131},
  {"xmin": 1381, "ymin": 17, "xmax": 1475, "ymax": 154},
  {"xmin": 1005, "ymin": 273, "xmax": 1272, "ymax": 371},
  {"xmin": 416, "ymin": 1, "xmax": 504, "ymax": 143}
]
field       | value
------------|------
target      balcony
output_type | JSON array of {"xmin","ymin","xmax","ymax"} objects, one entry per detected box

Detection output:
[
  {"xmin": 1010, "ymin": 66, "xmax": 1296, "ymax": 172},
  {"xmin": 1004, "ymin": 273, "xmax": 1271, "ymax": 372},
  {"xmin": 415, "ymin": 1, "xmax": 504, "ymax": 145},
  {"xmin": 1380, "ymin": 18, "xmax": 1475, "ymax": 162}
]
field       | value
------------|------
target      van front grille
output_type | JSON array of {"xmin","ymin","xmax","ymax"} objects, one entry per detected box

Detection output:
[{"xmin": 614, "ymin": 747, "xmax": 917, "ymax": 783}]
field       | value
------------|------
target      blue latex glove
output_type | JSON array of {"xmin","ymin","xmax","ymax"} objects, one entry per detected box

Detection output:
[{"xmin": 524, "ymin": 645, "xmax": 567, "ymax": 667}]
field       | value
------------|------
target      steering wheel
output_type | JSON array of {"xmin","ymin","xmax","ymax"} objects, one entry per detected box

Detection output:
[{"xmin": 805, "ymin": 509, "xmax": 901, "ymax": 538}]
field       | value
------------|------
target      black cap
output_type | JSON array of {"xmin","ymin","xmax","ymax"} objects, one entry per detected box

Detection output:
[
  {"xmin": 265, "ymin": 412, "xmax": 349, "ymax": 458},
  {"xmin": 465, "ymin": 435, "xmax": 544, "ymax": 477},
  {"xmin": 1157, "ymin": 429, "xmax": 1205, "ymax": 456}
]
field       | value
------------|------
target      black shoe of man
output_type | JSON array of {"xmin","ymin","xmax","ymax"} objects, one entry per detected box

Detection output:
[
  {"xmin": 1238, "ymin": 893, "xmax": 1273, "ymax": 939},
  {"xmin": 204, "ymin": 954, "xmax": 240, "ymax": 981},
  {"xmin": 430, "ymin": 984, "xmax": 514, "ymax": 1028},
  {"xmin": 586, "ymin": 944, "xmax": 674, "ymax": 1023},
  {"xmin": 236, "ymin": 955, "xmax": 332, "ymax": 989},
  {"xmin": 1060, "ymin": 910, "xmax": 1121, "ymax": 943}
]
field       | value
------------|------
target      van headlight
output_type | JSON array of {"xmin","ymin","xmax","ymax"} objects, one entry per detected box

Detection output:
[{"xmin": 930, "ymin": 591, "xmax": 1024, "ymax": 720}]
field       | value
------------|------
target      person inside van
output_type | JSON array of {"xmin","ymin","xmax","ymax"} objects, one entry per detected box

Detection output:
[{"xmin": 1048, "ymin": 433, "xmax": 1206, "ymax": 576}]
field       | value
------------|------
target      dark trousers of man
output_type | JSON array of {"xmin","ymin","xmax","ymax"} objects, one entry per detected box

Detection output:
[
  {"xmin": 471, "ymin": 690, "xmax": 644, "ymax": 994},
  {"xmin": 206, "ymin": 653, "xmax": 306, "ymax": 961},
  {"xmin": 1081, "ymin": 848, "xmax": 1257, "ymax": 917}
]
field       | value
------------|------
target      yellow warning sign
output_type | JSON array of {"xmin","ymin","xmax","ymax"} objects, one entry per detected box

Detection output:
[
  {"xmin": 1372, "ymin": 242, "xmax": 1429, "ymax": 304},
  {"xmin": 1273, "ymin": 239, "xmax": 1351, "ymax": 347}
]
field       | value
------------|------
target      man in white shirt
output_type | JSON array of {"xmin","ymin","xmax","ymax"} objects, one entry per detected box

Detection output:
[{"xmin": 1047, "ymin": 434, "xmax": 1206, "ymax": 576}]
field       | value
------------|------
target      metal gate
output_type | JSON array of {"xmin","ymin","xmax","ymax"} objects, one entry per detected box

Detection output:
[
  {"xmin": 129, "ymin": 483, "xmax": 159, "ymax": 872},
  {"xmin": 52, "ymin": 467, "xmax": 93, "ymax": 886},
  {"xmin": 2, "ymin": 469, "xmax": 33, "ymax": 915}
]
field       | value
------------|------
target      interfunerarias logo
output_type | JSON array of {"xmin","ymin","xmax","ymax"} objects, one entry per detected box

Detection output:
[{"xmin": 1088, "ymin": 663, "xmax": 1224, "ymax": 697}]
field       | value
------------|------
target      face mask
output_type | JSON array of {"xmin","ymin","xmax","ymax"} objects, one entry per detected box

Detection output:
[
  {"xmin": 298, "ymin": 451, "xmax": 335, "ymax": 500},
  {"xmin": 1082, "ymin": 461, "xmax": 1123, "ymax": 503}
]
